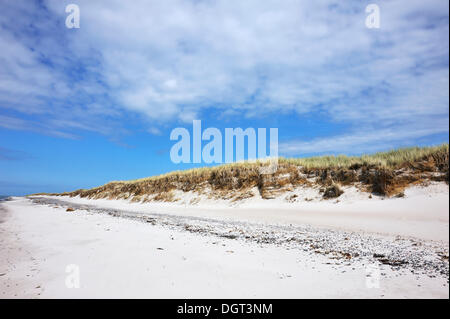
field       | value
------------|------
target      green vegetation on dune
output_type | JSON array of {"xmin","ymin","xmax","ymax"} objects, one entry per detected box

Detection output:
[
  {"xmin": 42, "ymin": 144, "xmax": 448, "ymax": 200},
  {"xmin": 282, "ymin": 144, "xmax": 449, "ymax": 169},
  {"xmin": 112, "ymin": 143, "xmax": 449, "ymax": 184}
]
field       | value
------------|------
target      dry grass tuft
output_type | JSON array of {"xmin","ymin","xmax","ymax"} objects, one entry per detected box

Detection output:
[
  {"xmin": 323, "ymin": 184, "xmax": 344, "ymax": 199},
  {"xmin": 43, "ymin": 144, "xmax": 448, "ymax": 201}
]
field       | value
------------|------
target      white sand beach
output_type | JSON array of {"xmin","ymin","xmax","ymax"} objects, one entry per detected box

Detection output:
[{"xmin": 0, "ymin": 183, "xmax": 448, "ymax": 299}]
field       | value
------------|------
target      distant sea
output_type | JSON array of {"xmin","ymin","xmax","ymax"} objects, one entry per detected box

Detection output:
[{"xmin": 0, "ymin": 195, "xmax": 10, "ymax": 201}]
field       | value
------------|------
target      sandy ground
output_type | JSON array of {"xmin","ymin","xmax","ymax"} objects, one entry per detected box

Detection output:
[
  {"xmin": 46, "ymin": 183, "xmax": 449, "ymax": 242},
  {"xmin": 0, "ymin": 186, "xmax": 448, "ymax": 298}
]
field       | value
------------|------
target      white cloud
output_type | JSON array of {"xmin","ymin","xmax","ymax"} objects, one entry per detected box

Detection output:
[
  {"xmin": 0, "ymin": 0, "xmax": 448, "ymax": 150},
  {"xmin": 147, "ymin": 127, "xmax": 162, "ymax": 136},
  {"xmin": 164, "ymin": 79, "xmax": 178, "ymax": 89}
]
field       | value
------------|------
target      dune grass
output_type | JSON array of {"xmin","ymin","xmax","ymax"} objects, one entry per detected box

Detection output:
[
  {"xmin": 108, "ymin": 144, "xmax": 448, "ymax": 185},
  {"xmin": 45, "ymin": 143, "xmax": 448, "ymax": 199},
  {"xmin": 282, "ymin": 144, "xmax": 449, "ymax": 169}
]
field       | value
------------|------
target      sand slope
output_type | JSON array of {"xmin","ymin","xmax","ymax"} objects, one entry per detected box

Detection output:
[
  {"xmin": 44, "ymin": 183, "xmax": 449, "ymax": 242},
  {"xmin": 1, "ymin": 189, "xmax": 448, "ymax": 298}
]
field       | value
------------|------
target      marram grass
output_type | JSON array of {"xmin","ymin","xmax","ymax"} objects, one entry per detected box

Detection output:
[
  {"xmin": 282, "ymin": 144, "xmax": 449, "ymax": 169},
  {"xmin": 109, "ymin": 144, "xmax": 448, "ymax": 185}
]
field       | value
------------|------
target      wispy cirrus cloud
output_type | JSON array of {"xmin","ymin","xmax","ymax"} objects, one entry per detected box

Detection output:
[
  {"xmin": 0, "ymin": 115, "xmax": 79, "ymax": 139},
  {"xmin": 280, "ymin": 120, "xmax": 449, "ymax": 156},
  {"xmin": 0, "ymin": 146, "xmax": 33, "ymax": 161}
]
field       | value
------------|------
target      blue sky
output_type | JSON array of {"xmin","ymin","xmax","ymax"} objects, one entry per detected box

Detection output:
[{"xmin": 0, "ymin": 0, "xmax": 448, "ymax": 195}]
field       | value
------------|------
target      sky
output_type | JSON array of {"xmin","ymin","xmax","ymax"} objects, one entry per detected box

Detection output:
[{"xmin": 0, "ymin": 0, "xmax": 448, "ymax": 195}]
